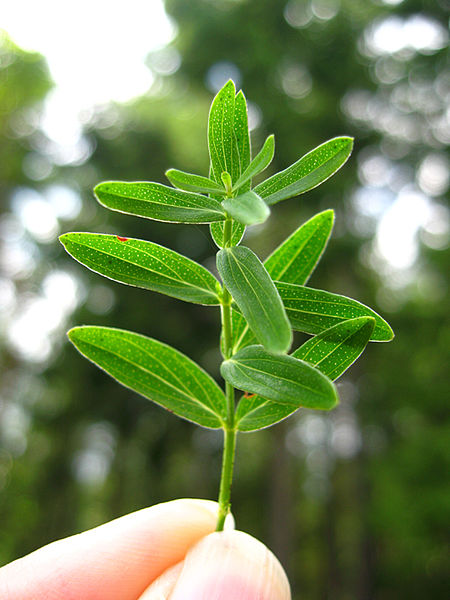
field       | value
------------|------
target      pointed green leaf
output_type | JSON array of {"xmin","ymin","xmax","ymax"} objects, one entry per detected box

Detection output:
[
  {"xmin": 165, "ymin": 169, "xmax": 225, "ymax": 195},
  {"xmin": 210, "ymin": 220, "xmax": 246, "ymax": 248},
  {"xmin": 233, "ymin": 135, "xmax": 275, "ymax": 191},
  {"xmin": 94, "ymin": 181, "xmax": 226, "ymax": 224},
  {"xmin": 68, "ymin": 326, "xmax": 227, "ymax": 429},
  {"xmin": 208, "ymin": 89, "xmax": 250, "ymax": 247},
  {"xmin": 222, "ymin": 344, "xmax": 338, "ymax": 410},
  {"xmin": 265, "ymin": 209, "xmax": 334, "ymax": 285},
  {"xmin": 222, "ymin": 191, "xmax": 270, "ymax": 226},
  {"xmin": 275, "ymin": 282, "xmax": 394, "ymax": 342},
  {"xmin": 230, "ymin": 210, "xmax": 334, "ymax": 353},
  {"xmin": 60, "ymin": 233, "xmax": 221, "ymax": 305},
  {"xmin": 208, "ymin": 80, "xmax": 240, "ymax": 184},
  {"xmin": 255, "ymin": 137, "xmax": 353, "ymax": 205},
  {"xmin": 217, "ymin": 246, "xmax": 292, "ymax": 354},
  {"xmin": 293, "ymin": 317, "xmax": 375, "ymax": 380}
]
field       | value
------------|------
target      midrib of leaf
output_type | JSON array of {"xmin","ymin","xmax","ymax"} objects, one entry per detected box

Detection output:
[
  {"xmin": 268, "ymin": 226, "xmax": 320, "ymax": 283},
  {"xmin": 237, "ymin": 397, "xmax": 272, "ymax": 421},
  {"xmin": 296, "ymin": 331, "xmax": 356, "ymax": 364},
  {"xmin": 260, "ymin": 146, "xmax": 348, "ymax": 198},
  {"xmin": 230, "ymin": 357, "xmax": 326, "ymax": 400},
  {"xmin": 280, "ymin": 291, "xmax": 363, "ymax": 310},
  {"xmin": 73, "ymin": 239, "xmax": 217, "ymax": 298},
  {"xmin": 107, "ymin": 188, "xmax": 224, "ymax": 213},
  {"xmin": 83, "ymin": 337, "xmax": 223, "ymax": 421},
  {"xmin": 229, "ymin": 251, "xmax": 274, "ymax": 328},
  {"xmin": 125, "ymin": 337, "xmax": 219, "ymax": 416},
  {"xmin": 232, "ymin": 315, "xmax": 253, "ymax": 353}
]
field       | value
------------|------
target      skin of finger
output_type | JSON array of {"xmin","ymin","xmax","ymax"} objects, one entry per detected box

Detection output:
[
  {"xmin": 0, "ymin": 499, "xmax": 221, "ymax": 600},
  {"xmin": 142, "ymin": 530, "xmax": 291, "ymax": 600},
  {"xmin": 138, "ymin": 562, "xmax": 183, "ymax": 599}
]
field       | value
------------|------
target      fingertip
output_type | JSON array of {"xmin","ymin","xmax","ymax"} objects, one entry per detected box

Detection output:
[{"xmin": 169, "ymin": 530, "xmax": 291, "ymax": 600}]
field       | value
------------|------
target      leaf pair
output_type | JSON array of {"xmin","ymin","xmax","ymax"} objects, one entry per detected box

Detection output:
[
  {"xmin": 227, "ymin": 209, "xmax": 393, "ymax": 356},
  {"xmin": 232, "ymin": 316, "xmax": 376, "ymax": 431}
]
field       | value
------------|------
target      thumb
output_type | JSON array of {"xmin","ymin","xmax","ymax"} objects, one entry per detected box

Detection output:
[{"xmin": 141, "ymin": 530, "xmax": 291, "ymax": 600}]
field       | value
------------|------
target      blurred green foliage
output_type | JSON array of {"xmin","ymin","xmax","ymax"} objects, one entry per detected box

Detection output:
[{"xmin": 0, "ymin": 1, "xmax": 449, "ymax": 598}]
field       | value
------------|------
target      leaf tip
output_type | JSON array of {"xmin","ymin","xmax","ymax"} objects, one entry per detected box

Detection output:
[
  {"xmin": 59, "ymin": 233, "xmax": 69, "ymax": 246},
  {"xmin": 67, "ymin": 326, "xmax": 80, "ymax": 344}
]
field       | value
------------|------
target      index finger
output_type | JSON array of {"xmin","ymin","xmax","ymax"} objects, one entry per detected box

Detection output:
[{"xmin": 0, "ymin": 499, "xmax": 222, "ymax": 600}]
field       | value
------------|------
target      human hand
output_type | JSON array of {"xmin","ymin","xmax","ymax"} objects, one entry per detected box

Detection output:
[{"xmin": 0, "ymin": 499, "xmax": 290, "ymax": 599}]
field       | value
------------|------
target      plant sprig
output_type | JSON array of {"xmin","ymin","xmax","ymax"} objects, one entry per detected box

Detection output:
[{"xmin": 61, "ymin": 80, "xmax": 393, "ymax": 532}]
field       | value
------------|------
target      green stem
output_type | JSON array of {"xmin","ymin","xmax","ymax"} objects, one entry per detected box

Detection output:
[{"xmin": 216, "ymin": 217, "xmax": 237, "ymax": 531}]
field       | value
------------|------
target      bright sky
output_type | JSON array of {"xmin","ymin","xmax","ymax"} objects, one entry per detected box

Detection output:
[{"xmin": 1, "ymin": 0, "xmax": 175, "ymax": 149}]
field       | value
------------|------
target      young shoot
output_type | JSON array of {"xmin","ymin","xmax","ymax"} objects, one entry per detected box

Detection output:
[{"xmin": 61, "ymin": 80, "xmax": 394, "ymax": 533}]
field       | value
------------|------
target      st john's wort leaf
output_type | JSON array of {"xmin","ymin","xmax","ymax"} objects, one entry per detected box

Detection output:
[
  {"xmin": 208, "ymin": 85, "xmax": 251, "ymax": 246},
  {"xmin": 222, "ymin": 191, "xmax": 270, "ymax": 226},
  {"xmin": 217, "ymin": 246, "xmax": 292, "ymax": 354},
  {"xmin": 208, "ymin": 80, "xmax": 241, "ymax": 185},
  {"xmin": 230, "ymin": 210, "xmax": 334, "ymax": 354},
  {"xmin": 165, "ymin": 169, "xmax": 225, "ymax": 195},
  {"xmin": 264, "ymin": 209, "xmax": 334, "ymax": 285},
  {"xmin": 293, "ymin": 317, "xmax": 375, "ymax": 380},
  {"xmin": 60, "ymin": 233, "xmax": 221, "ymax": 305},
  {"xmin": 275, "ymin": 282, "xmax": 394, "ymax": 342},
  {"xmin": 94, "ymin": 181, "xmax": 226, "ymax": 224},
  {"xmin": 222, "ymin": 345, "xmax": 338, "ymax": 410},
  {"xmin": 68, "ymin": 326, "xmax": 227, "ymax": 429},
  {"xmin": 255, "ymin": 137, "xmax": 353, "ymax": 205},
  {"xmin": 232, "ymin": 135, "xmax": 275, "ymax": 191}
]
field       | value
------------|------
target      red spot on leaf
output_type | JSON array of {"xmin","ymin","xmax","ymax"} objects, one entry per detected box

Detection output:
[
  {"xmin": 244, "ymin": 392, "xmax": 256, "ymax": 399},
  {"xmin": 116, "ymin": 236, "xmax": 128, "ymax": 242}
]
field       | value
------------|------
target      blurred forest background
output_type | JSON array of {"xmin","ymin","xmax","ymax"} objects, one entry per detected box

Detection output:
[{"xmin": 0, "ymin": 0, "xmax": 448, "ymax": 598}]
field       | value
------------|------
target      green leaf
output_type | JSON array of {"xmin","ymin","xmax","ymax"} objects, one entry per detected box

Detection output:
[
  {"xmin": 222, "ymin": 191, "xmax": 270, "ymax": 226},
  {"xmin": 222, "ymin": 344, "xmax": 338, "ymax": 410},
  {"xmin": 255, "ymin": 137, "xmax": 353, "ymax": 205},
  {"xmin": 208, "ymin": 80, "xmax": 241, "ymax": 185},
  {"xmin": 293, "ymin": 317, "xmax": 375, "ymax": 380},
  {"xmin": 235, "ymin": 393, "xmax": 299, "ymax": 432},
  {"xmin": 68, "ymin": 326, "xmax": 227, "ymax": 429},
  {"xmin": 230, "ymin": 210, "xmax": 334, "ymax": 353},
  {"xmin": 275, "ymin": 282, "xmax": 394, "ymax": 342},
  {"xmin": 94, "ymin": 181, "xmax": 226, "ymax": 224},
  {"xmin": 233, "ymin": 135, "xmax": 275, "ymax": 191},
  {"xmin": 217, "ymin": 246, "xmax": 292, "ymax": 354},
  {"xmin": 264, "ymin": 209, "xmax": 334, "ymax": 285},
  {"xmin": 208, "ymin": 87, "xmax": 250, "ymax": 247},
  {"xmin": 210, "ymin": 220, "xmax": 246, "ymax": 248},
  {"xmin": 165, "ymin": 169, "xmax": 225, "ymax": 195},
  {"xmin": 60, "ymin": 233, "xmax": 221, "ymax": 305}
]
